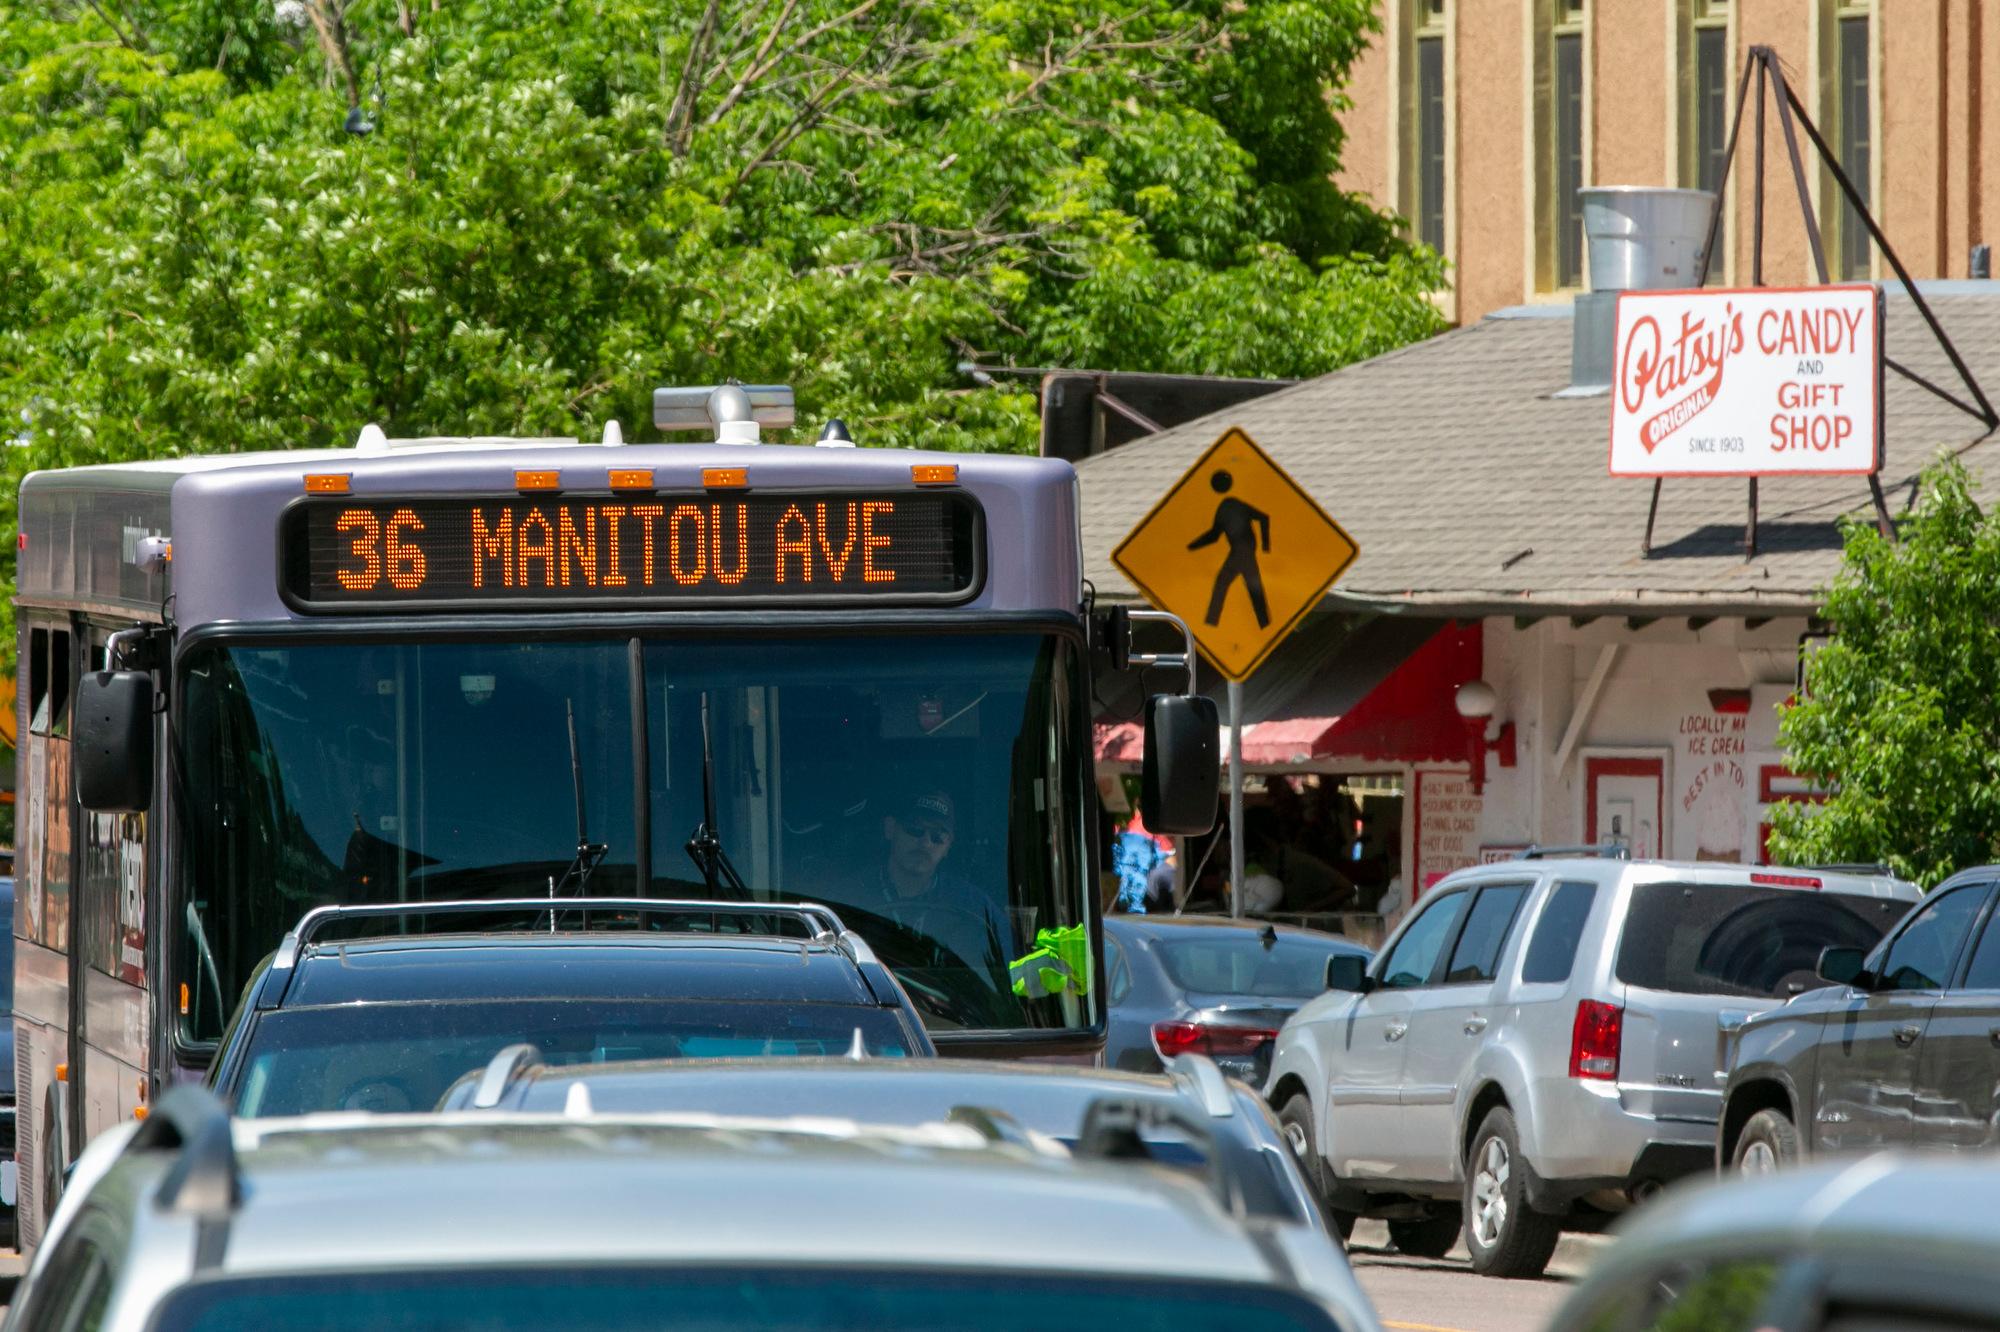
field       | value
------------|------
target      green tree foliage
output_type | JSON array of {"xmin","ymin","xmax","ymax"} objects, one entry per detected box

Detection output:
[
  {"xmin": 1768, "ymin": 458, "xmax": 2000, "ymax": 887},
  {"xmin": 1, "ymin": 0, "xmax": 1442, "ymax": 477}
]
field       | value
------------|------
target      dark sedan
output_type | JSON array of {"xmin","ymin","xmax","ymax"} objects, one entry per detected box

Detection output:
[{"xmin": 1104, "ymin": 914, "xmax": 1371, "ymax": 1084}]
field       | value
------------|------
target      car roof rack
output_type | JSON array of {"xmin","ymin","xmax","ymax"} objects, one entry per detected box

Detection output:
[
  {"xmin": 273, "ymin": 897, "xmax": 852, "ymax": 968},
  {"xmin": 1514, "ymin": 843, "xmax": 1631, "ymax": 861},
  {"xmin": 1073, "ymin": 1088, "xmax": 1303, "ymax": 1226},
  {"xmin": 117, "ymin": 1086, "xmax": 242, "ymax": 1267},
  {"xmin": 261, "ymin": 898, "xmax": 861, "ymax": 1011}
]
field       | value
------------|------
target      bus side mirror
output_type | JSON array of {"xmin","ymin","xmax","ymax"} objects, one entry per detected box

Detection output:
[
  {"xmin": 75, "ymin": 671, "xmax": 153, "ymax": 812},
  {"xmin": 1141, "ymin": 694, "xmax": 1218, "ymax": 835}
]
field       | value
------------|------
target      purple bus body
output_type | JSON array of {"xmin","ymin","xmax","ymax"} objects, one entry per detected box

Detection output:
[{"xmin": 158, "ymin": 444, "xmax": 1081, "ymax": 627}]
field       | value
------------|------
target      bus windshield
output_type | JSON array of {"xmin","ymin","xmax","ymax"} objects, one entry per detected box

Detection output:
[{"xmin": 177, "ymin": 631, "xmax": 1091, "ymax": 1041}]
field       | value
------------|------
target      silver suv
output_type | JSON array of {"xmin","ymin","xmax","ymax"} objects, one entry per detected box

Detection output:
[
  {"xmin": 1264, "ymin": 856, "xmax": 1920, "ymax": 1278},
  {"xmin": 11, "ymin": 1085, "xmax": 1383, "ymax": 1332}
]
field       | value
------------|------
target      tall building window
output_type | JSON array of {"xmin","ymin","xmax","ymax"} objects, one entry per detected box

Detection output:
[
  {"xmin": 1822, "ymin": 0, "xmax": 1873, "ymax": 279},
  {"xmin": 1676, "ymin": 0, "xmax": 1731, "ymax": 283},
  {"xmin": 1532, "ymin": 0, "xmax": 1588, "ymax": 291},
  {"xmin": 1400, "ymin": 0, "xmax": 1450, "ymax": 257}
]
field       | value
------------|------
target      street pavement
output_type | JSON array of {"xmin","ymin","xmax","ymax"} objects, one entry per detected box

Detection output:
[{"xmin": 1346, "ymin": 1222, "xmax": 1601, "ymax": 1332}]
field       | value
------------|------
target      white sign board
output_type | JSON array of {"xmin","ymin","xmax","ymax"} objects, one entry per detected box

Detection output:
[{"xmin": 1608, "ymin": 284, "xmax": 1880, "ymax": 477}]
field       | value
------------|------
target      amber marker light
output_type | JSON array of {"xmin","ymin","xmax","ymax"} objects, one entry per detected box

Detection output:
[
  {"xmin": 516, "ymin": 470, "xmax": 562, "ymax": 492},
  {"xmin": 133, "ymin": 1106, "xmax": 149, "ymax": 1121},
  {"xmin": 702, "ymin": 468, "xmax": 748, "ymax": 489},
  {"xmin": 304, "ymin": 473, "xmax": 352, "ymax": 494},
  {"xmin": 180, "ymin": 982, "xmax": 190, "ymax": 1015},
  {"xmin": 55, "ymin": 1062, "xmax": 68, "ymax": 1083},
  {"xmin": 911, "ymin": 464, "xmax": 958, "ymax": 485},
  {"xmin": 609, "ymin": 468, "xmax": 655, "ymax": 491}
]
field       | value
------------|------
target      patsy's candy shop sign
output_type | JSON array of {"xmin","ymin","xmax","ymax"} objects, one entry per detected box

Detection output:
[{"xmin": 1608, "ymin": 285, "xmax": 1881, "ymax": 477}]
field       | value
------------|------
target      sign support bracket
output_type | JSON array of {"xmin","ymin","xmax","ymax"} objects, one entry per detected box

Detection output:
[{"xmin": 1644, "ymin": 45, "xmax": 1993, "ymax": 559}]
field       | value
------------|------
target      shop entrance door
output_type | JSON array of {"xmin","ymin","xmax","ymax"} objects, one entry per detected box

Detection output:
[{"xmin": 1585, "ymin": 755, "xmax": 1664, "ymax": 858}]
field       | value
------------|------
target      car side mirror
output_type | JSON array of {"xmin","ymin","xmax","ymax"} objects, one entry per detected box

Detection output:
[
  {"xmin": 1817, "ymin": 945, "xmax": 1867, "ymax": 988},
  {"xmin": 1325, "ymin": 954, "xmax": 1371, "ymax": 993},
  {"xmin": 1141, "ymin": 693, "xmax": 1218, "ymax": 835},
  {"xmin": 74, "ymin": 671, "xmax": 154, "ymax": 812}
]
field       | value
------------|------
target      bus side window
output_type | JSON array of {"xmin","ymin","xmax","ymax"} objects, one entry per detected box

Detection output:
[{"xmin": 29, "ymin": 628, "xmax": 71, "ymax": 740}]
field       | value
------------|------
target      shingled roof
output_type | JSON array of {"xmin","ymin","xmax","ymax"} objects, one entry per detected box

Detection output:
[{"xmin": 1076, "ymin": 285, "xmax": 2000, "ymax": 616}]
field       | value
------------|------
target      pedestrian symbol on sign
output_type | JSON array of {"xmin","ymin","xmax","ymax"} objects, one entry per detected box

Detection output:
[
  {"xmin": 1112, "ymin": 427, "xmax": 1358, "ymax": 682},
  {"xmin": 1187, "ymin": 471, "xmax": 1271, "ymax": 629}
]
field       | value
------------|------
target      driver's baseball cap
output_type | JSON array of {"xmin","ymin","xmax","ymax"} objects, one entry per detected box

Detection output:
[{"xmin": 899, "ymin": 789, "xmax": 956, "ymax": 831}]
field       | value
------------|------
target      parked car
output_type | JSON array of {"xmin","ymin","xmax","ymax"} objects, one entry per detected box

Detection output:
[
  {"xmin": 441, "ymin": 1046, "xmax": 1344, "ymax": 1247},
  {"xmin": 1549, "ymin": 1153, "xmax": 2000, "ymax": 1331},
  {"xmin": 1720, "ymin": 864, "xmax": 2000, "ymax": 1171},
  {"xmin": 1104, "ymin": 914, "xmax": 1371, "ymax": 1084},
  {"xmin": 206, "ymin": 898, "xmax": 934, "ymax": 1116},
  {"xmin": 10, "ymin": 1084, "xmax": 1384, "ymax": 1332},
  {"xmin": 1265, "ymin": 856, "xmax": 1920, "ymax": 1278}
]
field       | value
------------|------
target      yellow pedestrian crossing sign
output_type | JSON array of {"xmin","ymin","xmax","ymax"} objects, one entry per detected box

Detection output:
[{"xmin": 1112, "ymin": 427, "xmax": 1358, "ymax": 682}]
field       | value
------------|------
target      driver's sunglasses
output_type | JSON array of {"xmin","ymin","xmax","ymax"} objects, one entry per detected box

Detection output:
[{"xmin": 895, "ymin": 819, "xmax": 953, "ymax": 846}]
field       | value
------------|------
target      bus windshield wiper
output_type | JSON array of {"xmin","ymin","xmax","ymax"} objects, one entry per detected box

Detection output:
[
  {"xmin": 684, "ymin": 690, "xmax": 747, "ymax": 897},
  {"xmin": 553, "ymin": 698, "xmax": 608, "ymax": 896}
]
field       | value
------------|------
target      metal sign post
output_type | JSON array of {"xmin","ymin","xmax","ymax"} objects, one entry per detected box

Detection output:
[{"xmin": 1228, "ymin": 679, "xmax": 1246, "ymax": 919}]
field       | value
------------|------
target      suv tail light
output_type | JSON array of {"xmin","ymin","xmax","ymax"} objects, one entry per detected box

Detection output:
[
  {"xmin": 1152, "ymin": 1021, "xmax": 1277, "ymax": 1061},
  {"xmin": 1751, "ymin": 872, "xmax": 1822, "ymax": 889},
  {"xmin": 1569, "ymin": 1000, "xmax": 1623, "ymax": 1080}
]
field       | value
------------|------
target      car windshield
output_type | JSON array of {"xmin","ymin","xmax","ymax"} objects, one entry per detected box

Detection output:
[
  {"xmin": 179, "ymin": 631, "xmax": 1091, "ymax": 1041},
  {"xmin": 1614, "ymin": 883, "xmax": 1908, "ymax": 998},
  {"xmin": 229, "ymin": 999, "xmax": 916, "ymax": 1117},
  {"xmin": 1152, "ymin": 933, "xmax": 1360, "ymax": 999},
  {"xmin": 151, "ymin": 1268, "xmax": 1347, "ymax": 1331}
]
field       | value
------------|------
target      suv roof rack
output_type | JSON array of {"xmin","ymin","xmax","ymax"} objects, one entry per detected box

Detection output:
[
  {"xmin": 261, "ymin": 898, "xmax": 867, "ymax": 1012},
  {"xmin": 274, "ymin": 897, "xmax": 851, "ymax": 968},
  {"xmin": 122, "ymin": 1086, "xmax": 242, "ymax": 1252},
  {"xmin": 1074, "ymin": 1090, "xmax": 1301, "ymax": 1226},
  {"xmin": 1514, "ymin": 843, "xmax": 1631, "ymax": 861}
]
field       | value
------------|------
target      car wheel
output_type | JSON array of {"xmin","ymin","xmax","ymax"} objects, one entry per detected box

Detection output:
[
  {"xmin": 1276, "ymin": 1093, "xmax": 1355, "ymax": 1243},
  {"xmin": 1733, "ymin": 1108, "xmax": 1799, "ymax": 1175},
  {"xmin": 1387, "ymin": 1209, "xmax": 1461, "ymax": 1259},
  {"xmin": 1463, "ymin": 1106, "xmax": 1561, "ymax": 1279}
]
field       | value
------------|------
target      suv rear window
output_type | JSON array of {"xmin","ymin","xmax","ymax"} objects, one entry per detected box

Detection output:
[{"xmin": 1615, "ymin": 882, "xmax": 1908, "ymax": 998}]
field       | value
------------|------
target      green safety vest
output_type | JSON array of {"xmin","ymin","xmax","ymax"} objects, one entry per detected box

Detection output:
[{"xmin": 1009, "ymin": 924, "xmax": 1092, "ymax": 999}]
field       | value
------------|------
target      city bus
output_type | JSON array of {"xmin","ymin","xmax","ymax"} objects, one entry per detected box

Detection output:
[{"xmin": 11, "ymin": 385, "xmax": 1215, "ymax": 1248}]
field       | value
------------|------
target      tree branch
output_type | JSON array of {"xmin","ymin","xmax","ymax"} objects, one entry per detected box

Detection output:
[{"xmin": 664, "ymin": 0, "xmax": 723, "ymax": 156}]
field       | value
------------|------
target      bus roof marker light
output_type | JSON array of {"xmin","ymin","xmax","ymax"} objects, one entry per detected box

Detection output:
[
  {"xmin": 516, "ymin": 470, "xmax": 561, "ymax": 492},
  {"xmin": 131, "ymin": 535, "xmax": 172, "ymax": 572},
  {"xmin": 912, "ymin": 464, "xmax": 957, "ymax": 485},
  {"xmin": 303, "ymin": 473, "xmax": 351, "ymax": 494},
  {"xmin": 609, "ymin": 468, "xmax": 655, "ymax": 491},
  {"xmin": 703, "ymin": 468, "xmax": 748, "ymax": 490}
]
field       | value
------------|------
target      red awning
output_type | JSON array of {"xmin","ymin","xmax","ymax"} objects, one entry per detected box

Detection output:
[{"xmin": 1092, "ymin": 622, "xmax": 1480, "ymax": 770}]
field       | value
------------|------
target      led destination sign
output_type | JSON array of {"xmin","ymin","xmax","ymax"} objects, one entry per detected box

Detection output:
[{"xmin": 286, "ymin": 493, "xmax": 978, "ymax": 608}]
